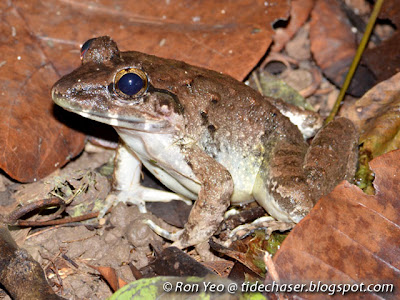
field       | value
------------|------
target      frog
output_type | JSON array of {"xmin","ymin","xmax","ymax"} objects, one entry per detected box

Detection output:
[{"xmin": 52, "ymin": 36, "xmax": 358, "ymax": 250}]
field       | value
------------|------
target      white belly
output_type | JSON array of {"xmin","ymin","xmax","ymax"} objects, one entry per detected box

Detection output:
[
  {"xmin": 116, "ymin": 128, "xmax": 201, "ymax": 199},
  {"xmin": 116, "ymin": 128, "xmax": 260, "ymax": 205},
  {"xmin": 214, "ymin": 146, "xmax": 261, "ymax": 204}
]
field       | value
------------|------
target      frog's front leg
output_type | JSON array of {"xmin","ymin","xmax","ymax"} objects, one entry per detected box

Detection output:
[
  {"xmin": 101, "ymin": 143, "xmax": 190, "ymax": 216},
  {"xmin": 254, "ymin": 137, "xmax": 314, "ymax": 223},
  {"xmin": 171, "ymin": 145, "xmax": 234, "ymax": 249}
]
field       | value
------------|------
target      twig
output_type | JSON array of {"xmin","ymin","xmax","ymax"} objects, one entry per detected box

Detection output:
[{"xmin": 8, "ymin": 198, "xmax": 66, "ymax": 224}]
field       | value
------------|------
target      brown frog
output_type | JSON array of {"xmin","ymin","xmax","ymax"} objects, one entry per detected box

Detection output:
[{"xmin": 52, "ymin": 36, "xmax": 358, "ymax": 250}]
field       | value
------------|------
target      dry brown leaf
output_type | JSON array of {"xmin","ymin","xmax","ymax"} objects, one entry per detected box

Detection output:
[
  {"xmin": 272, "ymin": 0, "xmax": 315, "ymax": 52},
  {"xmin": 210, "ymin": 236, "xmax": 265, "ymax": 277},
  {"xmin": 310, "ymin": 0, "xmax": 355, "ymax": 78},
  {"xmin": 309, "ymin": 0, "xmax": 374, "ymax": 96},
  {"xmin": 363, "ymin": 0, "xmax": 400, "ymax": 83},
  {"xmin": 0, "ymin": 5, "xmax": 85, "ymax": 182},
  {"xmin": 14, "ymin": 0, "xmax": 290, "ymax": 80},
  {"xmin": 340, "ymin": 73, "xmax": 400, "ymax": 131},
  {"xmin": 202, "ymin": 260, "xmax": 234, "ymax": 278},
  {"xmin": 341, "ymin": 72, "xmax": 400, "ymax": 158},
  {"xmin": 270, "ymin": 150, "xmax": 400, "ymax": 299},
  {"xmin": 340, "ymin": 72, "xmax": 400, "ymax": 193},
  {"xmin": 87, "ymin": 264, "xmax": 127, "ymax": 292}
]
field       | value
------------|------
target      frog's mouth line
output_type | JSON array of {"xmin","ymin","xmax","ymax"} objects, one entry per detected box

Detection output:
[
  {"xmin": 53, "ymin": 93, "xmax": 168, "ymax": 132},
  {"xmin": 77, "ymin": 110, "xmax": 168, "ymax": 132}
]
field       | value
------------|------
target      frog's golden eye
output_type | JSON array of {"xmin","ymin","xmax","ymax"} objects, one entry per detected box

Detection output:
[{"xmin": 114, "ymin": 68, "xmax": 148, "ymax": 98}]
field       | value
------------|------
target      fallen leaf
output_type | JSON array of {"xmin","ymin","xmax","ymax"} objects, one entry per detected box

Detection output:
[
  {"xmin": 363, "ymin": 0, "xmax": 400, "ymax": 83},
  {"xmin": 309, "ymin": 0, "xmax": 375, "ymax": 96},
  {"xmin": 202, "ymin": 260, "xmax": 234, "ymax": 278},
  {"xmin": 270, "ymin": 150, "xmax": 400, "ymax": 299},
  {"xmin": 272, "ymin": 0, "xmax": 315, "ymax": 52},
  {"xmin": 87, "ymin": 264, "xmax": 127, "ymax": 292},
  {"xmin": 210, "ymin": 237, "xmax": 265, "ymax": 278},
  {"xmin": 251, "ymin": 72, "xmax": 315, "ymax": 110},
  {"xmin": 13, "ymin": 162, "xmax": 110, "ymax": 216},
  {"xmin": 228, "ymin": 261, "xmax": 260, "ymax": 283},
  {"xmin": 13, "ymin": 0, "xmax": 290, "ymax": 80},
  {"xmin": 210, "ymin": 229, "xmax": 290, "ymax": 279},
  {"xmin": 358, "ymin": 87, "xmax": 400, "ymax": 158},
  {"xmin": 0, "ymin": 5, "xmax": 85, "ymax": 182},
  {"xmin": 340, "ymin": 72, "xmax": 400, "ymax": 192},
  {"xmin": 340, "ymin": 72, "xmax": 400, "ymax": 131}
]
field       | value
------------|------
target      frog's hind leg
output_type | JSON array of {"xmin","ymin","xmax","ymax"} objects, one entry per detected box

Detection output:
[
  {"xmin": 254, "ymin": 137, "xmax": 314, "ymax": 223},
  {"xmin": 100, "ymin": 144, "xmax": 190, "ymax": 216},
  {"xmin": 253, "ymin": 117, "xmax": 358, "ymax": 224},
  {"xmin": 303, "ymin": 117, "xmax": 359, "ymax": 204}
]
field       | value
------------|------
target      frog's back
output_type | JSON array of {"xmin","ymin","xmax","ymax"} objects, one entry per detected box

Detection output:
[{"xmin": 125, "ymin": 50, "xmax": 303, "ymax": 143}]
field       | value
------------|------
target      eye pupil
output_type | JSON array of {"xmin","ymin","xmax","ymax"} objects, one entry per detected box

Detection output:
[{"xmin": 117, "ymin": 73, "xmax": 144, "ymax": 96}]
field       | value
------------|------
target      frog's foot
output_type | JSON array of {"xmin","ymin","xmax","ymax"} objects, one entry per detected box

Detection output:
[
  {"xmin": 143, "ymin": 219, "xmax": 183, "ymax": 242},
  {"xmin": 99, "ymin": 186, "xmax": 191, "ymax": 218},
  {"xmin": 144, "ymin": 220, "xmax": 222, "ymax": 261},
  {"xmin": 229, "ymin": 216, "xmax": 295, "ymax": 241},
  {"xmin": 144, "ymin": 219, "xmax": 200, "ymax": 248}
]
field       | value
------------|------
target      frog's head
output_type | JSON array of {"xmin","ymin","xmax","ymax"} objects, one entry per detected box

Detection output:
[{"xmin": 52, "ymin": 36, "xmax": 184, "ymax": 132}]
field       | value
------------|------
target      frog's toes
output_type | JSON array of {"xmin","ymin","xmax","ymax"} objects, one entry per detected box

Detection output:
[
  {"xmin": 229, "ymin": 216, "xmax": 295, "ymax": 241},
  {"xmin": 229, "ymin": 216, "xmax": 274, "ymax": 239},
  {"xmin": 144, "ymin": 219, "xmax": 200, "ymax": 249},
  {"xmin": 101, "ymin": 192, "xmax": 147, "ymax": 218},
  {"xmin": 143, "ymin": 219, "xmax": 183, "ymax": 243}
]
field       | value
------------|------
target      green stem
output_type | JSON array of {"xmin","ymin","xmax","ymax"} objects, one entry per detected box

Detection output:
[{"xmin": 325, "ymin": 0, "xmax": 385, "ymax": 124}]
